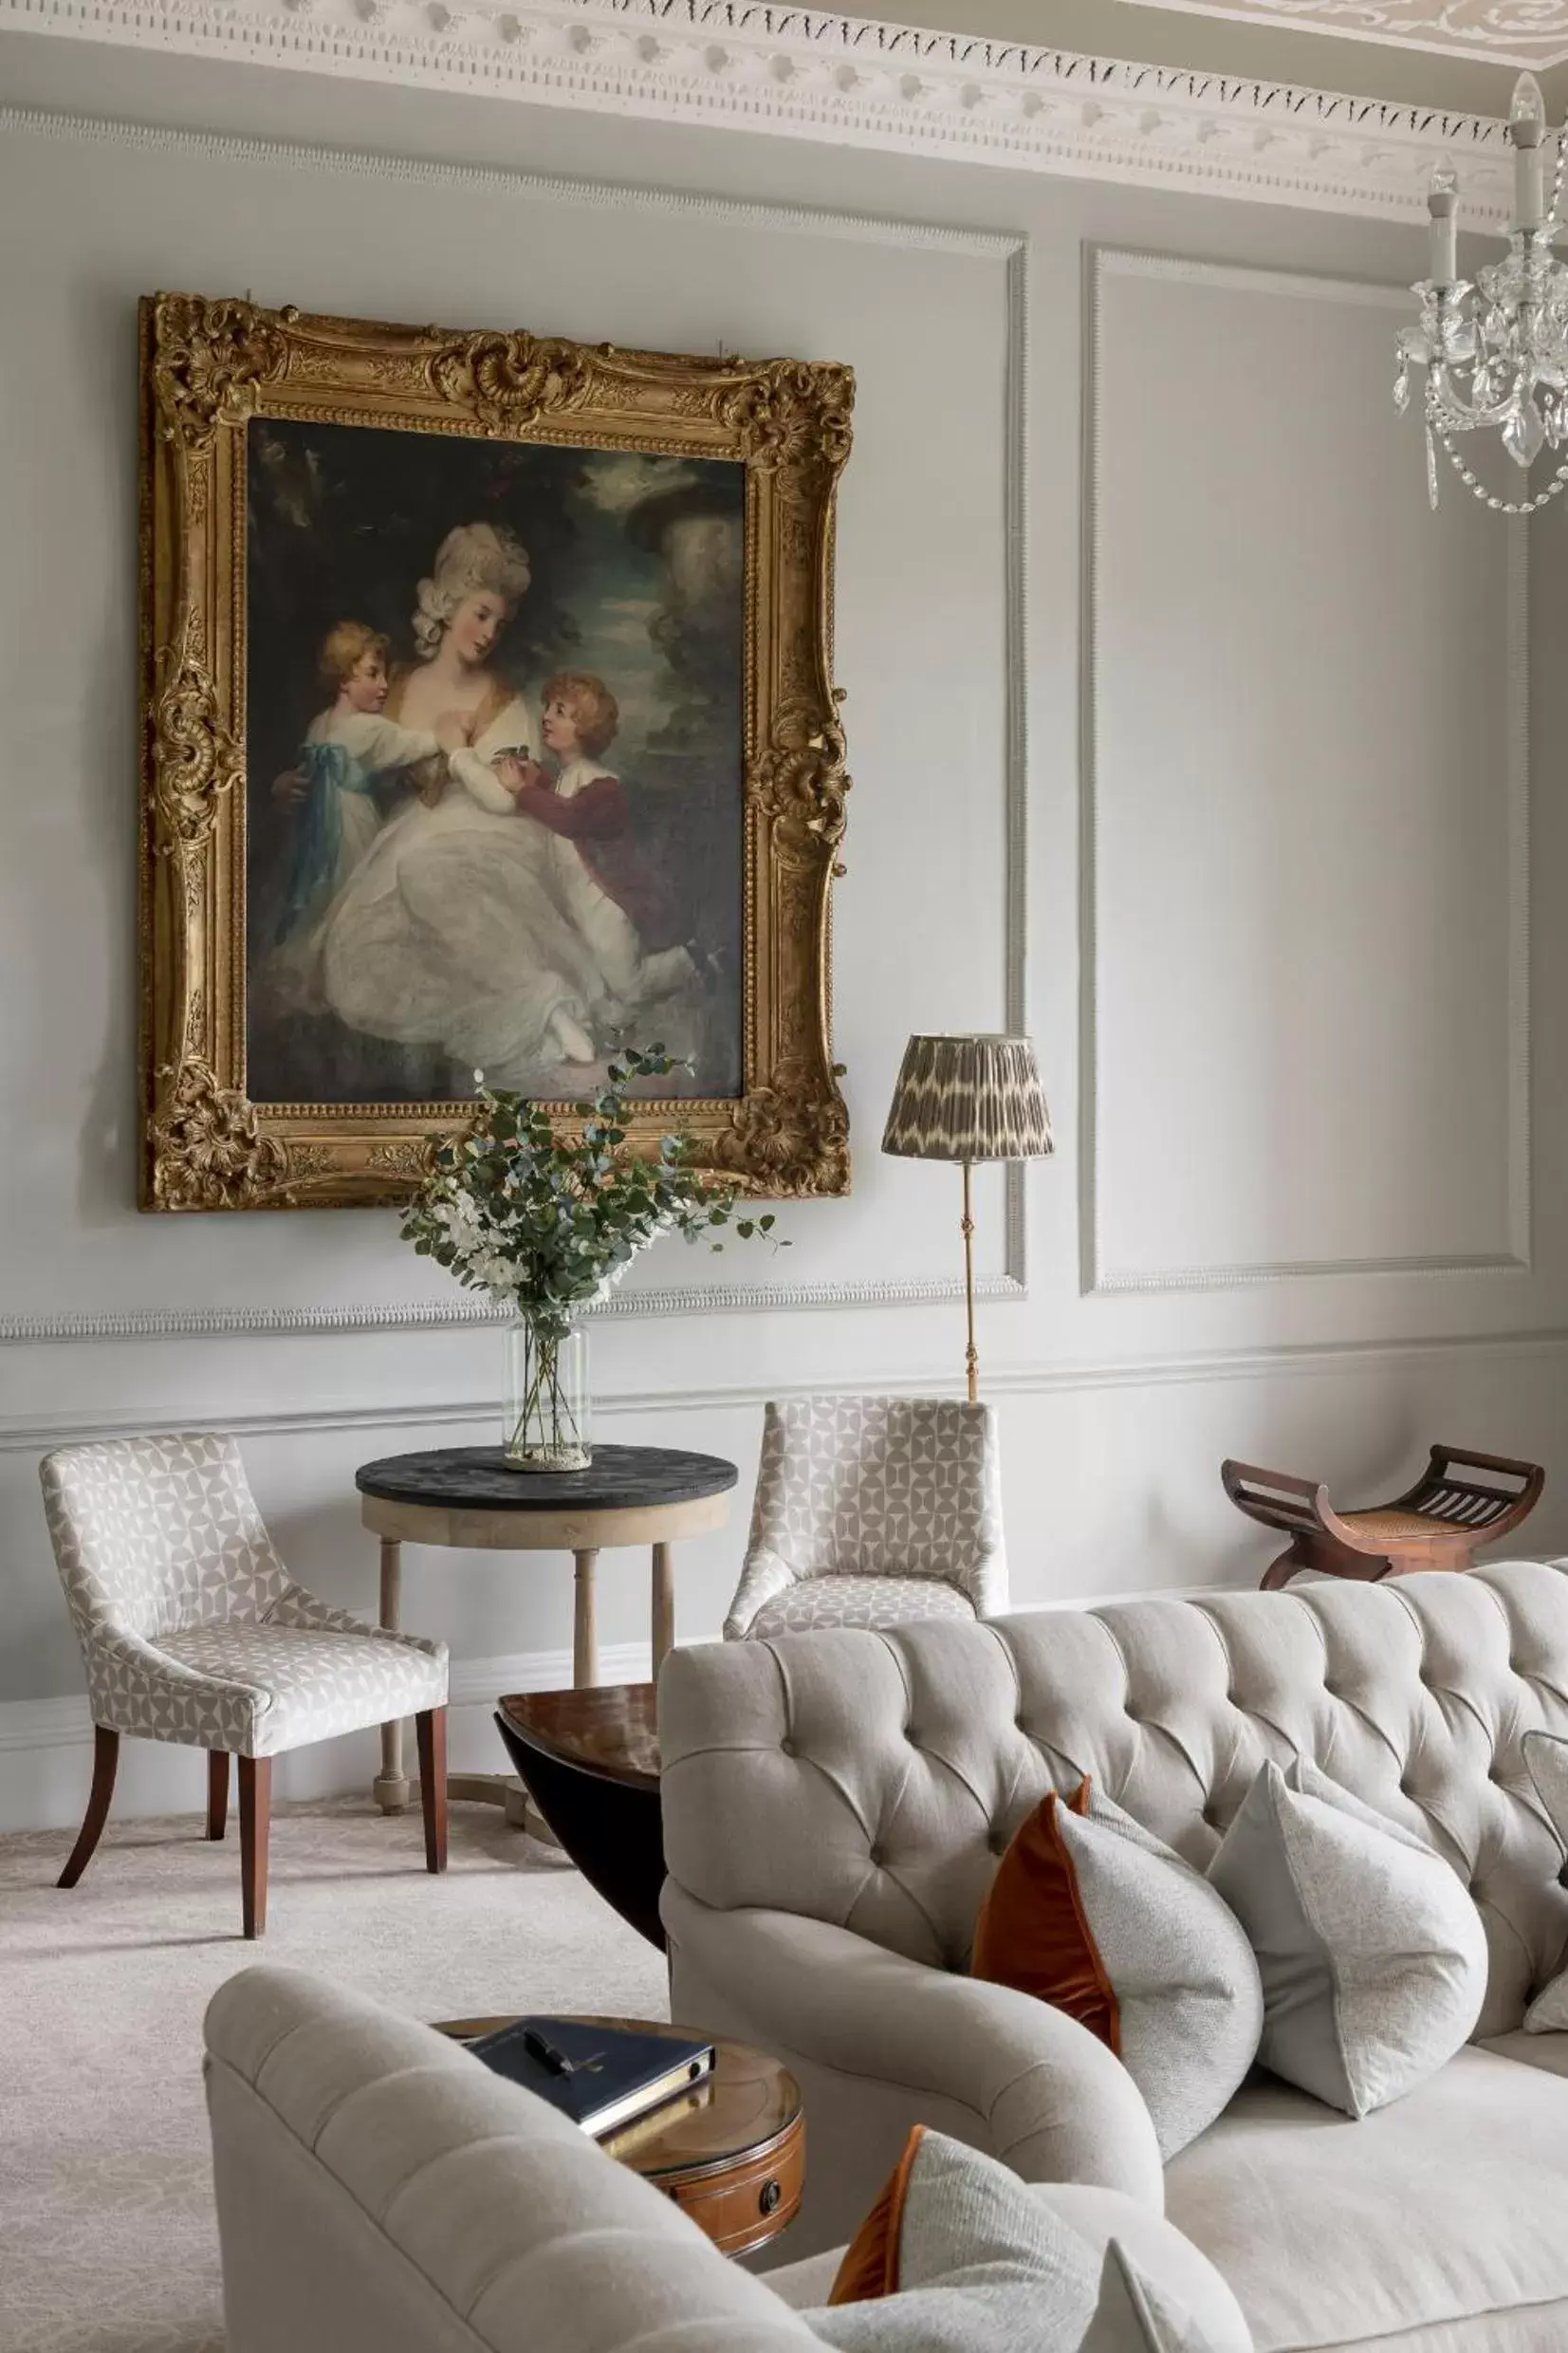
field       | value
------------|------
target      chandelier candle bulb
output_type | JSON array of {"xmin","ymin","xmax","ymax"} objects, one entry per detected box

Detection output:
[
  {"xmin": 1513, "ymin": 72, "xmax": 1548, "ymax": 232},
  {"xmin": 1428, "ymin": 161, "xmax": 1458, "ymax": 287}
]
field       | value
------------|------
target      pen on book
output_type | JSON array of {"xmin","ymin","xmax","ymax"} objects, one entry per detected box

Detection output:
[{"xmin": 522, "ymin": 2028, "xmax": 577, "ymax": 2076}]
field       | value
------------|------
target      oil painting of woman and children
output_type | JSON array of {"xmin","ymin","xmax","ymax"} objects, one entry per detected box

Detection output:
[{"xmin": 244, "ymin": 418, "xmax": 746, "ymax": 1106}]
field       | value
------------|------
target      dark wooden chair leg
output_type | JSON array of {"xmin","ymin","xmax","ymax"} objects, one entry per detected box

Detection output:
[
  {"xmin": 58, "ymin": 1725, "xmax": 120, "ymax": 1889},
  {"xmin": 207, "ymin": 1751, "xmax": 230, "ymax": 1841},
  {"xmin": 238, "ymin": 1756, "xmax": 271, "ymax": 1939},
  {"xmin": 416, "ymin": 1707, "xmax": 448, "ymax": 1875}
]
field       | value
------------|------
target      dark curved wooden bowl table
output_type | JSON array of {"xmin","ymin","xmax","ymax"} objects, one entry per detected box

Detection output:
[
  {"xmin": 495, "ymin": 1682, "xmax": 664, "ymax": 1944},
  {"xmin": 357, "ymin": 1444, "xmax": 735, "ymax": 1823}
]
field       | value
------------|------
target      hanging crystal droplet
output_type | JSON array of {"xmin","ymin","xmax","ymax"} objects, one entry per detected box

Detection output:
[
  {"xmin": 1394, "ymin": 361, "xmax": 1411, "ymax": 412},
  {"xmin": 1503, "ymin": 397, "xmax": 1546, "ymax": 466},
  {"xmin": 1427, "ymin": 424, "xmax": 1441, "ymax": 510}
]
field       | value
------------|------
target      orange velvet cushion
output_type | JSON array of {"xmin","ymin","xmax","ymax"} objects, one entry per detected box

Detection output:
[
  {"xmin": 827, "ymin": 2125, "xmax": 927, "ymax": 2304},
  {"xmin": 969, "ymin": 1777, "xmax": 1121, "ymax": 2054}
]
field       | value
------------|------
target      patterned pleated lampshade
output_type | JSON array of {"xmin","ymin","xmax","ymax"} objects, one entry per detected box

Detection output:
[{"xmin": 881, "ymin": 1033, "xmax": 1053, "ymax": 1164}]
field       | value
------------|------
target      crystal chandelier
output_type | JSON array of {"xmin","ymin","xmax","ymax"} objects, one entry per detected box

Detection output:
[{"xmin": 1395, "ymin": 73, "xmax": 1568, "ymax": 515}]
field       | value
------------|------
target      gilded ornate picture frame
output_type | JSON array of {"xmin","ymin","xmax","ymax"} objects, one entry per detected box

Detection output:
[{"xmin": 138, "ymin": 293, "xmax": 853, "ymax": 1211}]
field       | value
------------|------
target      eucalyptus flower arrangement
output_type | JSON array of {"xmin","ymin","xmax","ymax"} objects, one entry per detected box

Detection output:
[{"xmin": 401, "ymin": 1046, "xmax": 780, "ymax": 1469}]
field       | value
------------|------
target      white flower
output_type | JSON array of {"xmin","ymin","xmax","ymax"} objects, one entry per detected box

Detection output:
[
  {"xmin": 586, "ymin": 1256, "xmax": 639, "ymax": 1307},
  {"xmin": 434, "ymin": 1196, "xmax": 487, "ymax": 1257}
]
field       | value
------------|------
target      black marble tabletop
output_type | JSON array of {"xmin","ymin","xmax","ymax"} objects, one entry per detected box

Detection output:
[{"xmin": 356, "ymin": 1443, "xmax": 739, "ymax": 1513}]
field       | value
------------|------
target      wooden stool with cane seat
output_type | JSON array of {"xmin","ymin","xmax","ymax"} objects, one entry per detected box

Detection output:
[{"xmin": 1222, "ymin": 1444, "xmax": 1545, "ymax": 1591}]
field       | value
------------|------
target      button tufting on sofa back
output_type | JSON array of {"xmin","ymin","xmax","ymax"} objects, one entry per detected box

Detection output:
[{"xmin": 658, "ymin": 1561, "xmax": 1568, "ymax": 2043}]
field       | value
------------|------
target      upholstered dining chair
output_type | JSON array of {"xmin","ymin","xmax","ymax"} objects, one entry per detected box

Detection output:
[
  {"xmin": 40, "ymin": 1431, "xmax": 450, "ymax": 1937},
  {"xmin": 723, "ymin": 1396, "xmax": 1006, "ymax": 1640}
]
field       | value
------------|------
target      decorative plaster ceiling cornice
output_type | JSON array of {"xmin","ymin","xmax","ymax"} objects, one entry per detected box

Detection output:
[{"xmin": 1, "ymin": 0, "xmax": 1516, "ymax": 220}]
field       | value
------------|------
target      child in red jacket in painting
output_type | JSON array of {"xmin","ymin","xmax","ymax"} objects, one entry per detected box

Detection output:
[{"xmin": 499, "ymin": 673, "xmax": 698, "ymax": 1012}]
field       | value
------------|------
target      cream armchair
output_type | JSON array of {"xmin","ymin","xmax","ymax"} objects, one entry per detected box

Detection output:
[
  {"xmin": 659, "ymin": 1564, "xmax": 1568, "ymax": 2350},
  {"xmin": 205, "ymin": 1967, "xmax": 818, "ymax": 2353},
  {"xmin": 41, "ymin": 1431, "xmax": 448, "ymax": 1936},
  {"xmin": 724, "ymin": 1396, "xmax": 1006, "ymax": 1639}
]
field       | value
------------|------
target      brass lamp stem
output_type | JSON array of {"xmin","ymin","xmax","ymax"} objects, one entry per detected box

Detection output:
[{"xmin": 961, "ymin": 1158, "xmax": 978, "ymax": 1404}]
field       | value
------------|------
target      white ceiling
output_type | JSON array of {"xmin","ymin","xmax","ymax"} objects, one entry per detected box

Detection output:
[{"xmin": 1119, "ymin": 0, "xmax": 1568, "ymax": 69}]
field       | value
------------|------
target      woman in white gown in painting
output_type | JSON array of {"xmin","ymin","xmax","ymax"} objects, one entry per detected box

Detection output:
[{"xmin": 321, "ymin": 522, "xmax": 600, "ymax": 1083}]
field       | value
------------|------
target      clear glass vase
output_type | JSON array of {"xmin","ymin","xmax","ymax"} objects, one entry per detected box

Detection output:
[{"xmin": 504, "ymin": 1316, "xmax": 591, "ymax": 1473}]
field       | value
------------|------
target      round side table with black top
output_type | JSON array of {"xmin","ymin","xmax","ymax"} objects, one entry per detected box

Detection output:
[
  {"xmin": 433, "ymin": 2013, "xmax": 804, "ymax": 2258},
  {"xmin": 357, "ymin": 1444, "xmax": 737, "ymax": 1817}
]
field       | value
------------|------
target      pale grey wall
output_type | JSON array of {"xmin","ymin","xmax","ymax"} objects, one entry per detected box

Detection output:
[{"xmin": 1, "ymin": 28, "xmax": 1560, "ymax": 1826}]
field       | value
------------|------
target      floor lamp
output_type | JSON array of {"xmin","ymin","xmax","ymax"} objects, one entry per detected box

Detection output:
[{"xmin": 881, "ymin": 1033, "xmax": 1053, "ymax": 1403}]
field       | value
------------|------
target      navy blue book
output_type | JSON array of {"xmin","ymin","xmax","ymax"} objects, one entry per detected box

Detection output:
[{"xmin": 463, "ymin": 2016, "xmax": 715, "ymax": 2138}]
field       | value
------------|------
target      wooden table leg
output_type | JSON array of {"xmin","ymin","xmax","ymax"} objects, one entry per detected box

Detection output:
[
  {"xmin": 574, "ymin": 1548, "xmax": 600, "ymax": 1689},
  {"xmin": 652, "ymin": 1541, "xmax": 674, "ymax": 1676},
  {"xmin": 374, "ymin": 1535, "xmax": 411, "ymax": 1814}
]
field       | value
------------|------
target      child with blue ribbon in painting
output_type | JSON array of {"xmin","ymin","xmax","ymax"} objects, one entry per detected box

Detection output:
[{"xmin": 272, "ymin": 620, "xmax": 453, "ymax": 954}]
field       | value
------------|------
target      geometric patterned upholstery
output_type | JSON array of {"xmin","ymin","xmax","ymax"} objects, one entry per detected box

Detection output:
[
  {"xmin": 746, "ymin": 1572, "xmax": 979, "ymax": 1637},
  {"xmin": 40, "ymin": 1432, "xmax": 447, "ymax": 1759},
  {"xmin": 724, "ymin": 1396, "xmax": 1006, "ymax": 1640}
]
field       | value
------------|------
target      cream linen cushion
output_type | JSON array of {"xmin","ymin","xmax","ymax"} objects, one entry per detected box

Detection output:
[
  {"xmin": 805, "ymin": 2131, "xmax": 1250, "ymax": 2353},
  {"xmin": 1058, "ymin": 1786, "xmax": 1262, "ymax": 2159},
  {"xmin": 771, "ymin": 2186, "xmax": 1251, "ymax": 2344},
  {"xmin": 1520, "ymin": 1731, "xmax": 1568, "ymax": 2031},
  {"xmin": 974, "ymin": 1783, "xmax": 1263, "ymax": 2161},
  {"xmin": 1208, "ymin": 1757, "xmax": 1486, "ymax": 2117},
  {"xmin": 1084, "ymin": 2245, "xmax": 1231, "ymax": 2353}
]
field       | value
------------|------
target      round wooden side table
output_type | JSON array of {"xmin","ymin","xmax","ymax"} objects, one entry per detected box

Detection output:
[
  {"xmin": 434, "ymin": 2014, "xmax": 804, "ymax": 2257},
  {"xmin": 357, "ymin": 1444, "xmax": 737, "ymax": 1817}
]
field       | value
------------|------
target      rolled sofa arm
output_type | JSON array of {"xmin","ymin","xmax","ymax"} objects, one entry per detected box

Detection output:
[
  {"xmin": 662, "ymin": 1886, "xmax": 1164, "ymax": 2212},
  {"xmin": 204, "ymin": 1965, "xmax": 820, "ymax": 2353}
]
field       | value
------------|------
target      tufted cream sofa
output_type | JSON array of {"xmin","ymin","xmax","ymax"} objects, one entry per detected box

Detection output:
[{"xmin": 659, "ymin": 1560, "xmax": 1568, "ymax": 2352}]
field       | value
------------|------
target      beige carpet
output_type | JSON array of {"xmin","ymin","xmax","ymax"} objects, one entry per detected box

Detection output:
[{"xmin": 0, "ymin": 1794, "xmax": 669, "ymax": 2353}]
